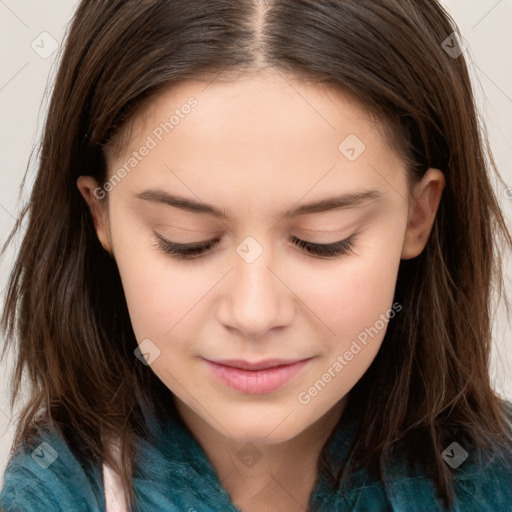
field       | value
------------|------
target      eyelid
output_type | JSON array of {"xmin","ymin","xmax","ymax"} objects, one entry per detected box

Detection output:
[
  {"xmin": 153, "ymin": 230, "xmax": 359, "ymax": 260},
  {"xmin": 152, "ymin": 232, "xmax": 219, "ymax": 255},
  {"xmin": 289, "ymin": 233, "xmax": 358, "ymax": 258}
]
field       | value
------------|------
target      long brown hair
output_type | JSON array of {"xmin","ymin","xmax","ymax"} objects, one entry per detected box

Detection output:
[{"xmin": 2, "ymin": 0, "xmax": 512, "ymax": 509}]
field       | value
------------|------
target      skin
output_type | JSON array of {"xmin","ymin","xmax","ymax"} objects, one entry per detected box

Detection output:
[{"xmin": 77, "ymin": 68, "xmax": 445, "ymax": 511}]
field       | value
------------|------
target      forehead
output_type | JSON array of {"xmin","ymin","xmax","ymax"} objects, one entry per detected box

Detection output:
[
  {"xmin": 108, "ymin": 69, "xmax": 381, "ymax": 158},
  {"xmin": 105, "ymin": 70, "xmax": 407, "ymax": 210}
]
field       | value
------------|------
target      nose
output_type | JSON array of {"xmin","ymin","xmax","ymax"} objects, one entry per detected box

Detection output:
[{"xmin": 216, "ymin": 242, "xmax": 296, "ymax": 339}]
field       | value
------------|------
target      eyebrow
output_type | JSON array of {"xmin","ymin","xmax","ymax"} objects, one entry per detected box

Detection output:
[{"xmin": 135, "ymin": 189, "xmax": 382, "ymax": 219}]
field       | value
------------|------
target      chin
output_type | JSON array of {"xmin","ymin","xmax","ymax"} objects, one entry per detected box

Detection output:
[
  {"xmin": 228, "ymin": 429, "xmax": 298, "ymax": 446},
  {"xmin": 216, "ymin": 415, "xmax": 306, "ymax": 445}
]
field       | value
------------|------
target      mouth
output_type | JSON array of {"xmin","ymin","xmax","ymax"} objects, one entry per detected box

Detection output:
[
  {"xmin": 202, "ymin": 357, "xmax": 312, "ymax": 394},
  {"xmin": 207, "ymin": 358, "xmax": 309, "ymax": 371}
]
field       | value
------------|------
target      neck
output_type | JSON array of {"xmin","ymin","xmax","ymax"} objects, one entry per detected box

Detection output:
[{"xmin": 175, "ymin": 397, "xmax": 347, "ymax": 512}]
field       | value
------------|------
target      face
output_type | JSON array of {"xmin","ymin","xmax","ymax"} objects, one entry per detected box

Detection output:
[{"xmin": 78, "ymin": 69, "xmax": 444, "ymax": 445}]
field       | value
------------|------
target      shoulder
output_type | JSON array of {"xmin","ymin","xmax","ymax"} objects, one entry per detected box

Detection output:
[
  {"xmin": 386, "ymin": 399, "xmax": 512, "ymax": 512},
  {"xmin": 450, "ymin": 399, "xmax": 512, "ymax": 510},
  {"xmin": 0, "ymin": 424, "xmax": 105, "ymax": 512}
]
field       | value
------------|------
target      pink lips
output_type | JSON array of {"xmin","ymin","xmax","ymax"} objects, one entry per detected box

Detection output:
[{"xmin": 204, "ymin": 358, "xmax": 311, "ymax": 394}]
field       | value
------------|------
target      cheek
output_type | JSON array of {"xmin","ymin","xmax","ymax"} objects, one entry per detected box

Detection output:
[
  {"xmin": 295, "ymin": 245, "xmax": 401, "ymax": 338},
  {"xmin": 285, "ymin": 260, "xmax": 399, "ymax": 430},
  {"xmin": 115, "ymin": 253, "xmax": 208, "ymax": 346},
  {"xmin": 292, "ymin": 241, "xmax": 402, "ymax": 396},
  {"xmin": 107, "ymin": 225, "xmax": 204, "ymax": 347}
]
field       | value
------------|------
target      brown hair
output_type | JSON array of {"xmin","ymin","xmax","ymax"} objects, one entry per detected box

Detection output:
[{"xmin": 2, "ymin": 0, "xmax": 512, "ymax": 509}]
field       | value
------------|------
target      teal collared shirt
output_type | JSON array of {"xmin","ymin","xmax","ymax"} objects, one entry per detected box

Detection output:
[{"xmin": 2, "ymin": 401, "xmax": 512, "ymax": 511}]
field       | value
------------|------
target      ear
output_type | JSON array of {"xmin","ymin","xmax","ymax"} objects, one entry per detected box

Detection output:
[
  {"xmin": 401, "ymin": 168, "xmax": 446, "ymax": 260},
  {"xmin": 76, "ymin": 176, "xmax": 112, "ymax": 253}
]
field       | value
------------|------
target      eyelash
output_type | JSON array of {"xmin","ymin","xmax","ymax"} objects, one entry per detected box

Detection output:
[{"xmin": 153, "ymin": 232, "xmax": 357, "ymax": 260}]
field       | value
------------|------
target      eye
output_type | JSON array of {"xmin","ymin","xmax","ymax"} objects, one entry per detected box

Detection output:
[
  {"xmin": 152, "ymin": 233, "xmax": 221, "ymax": 260},
  {"xmin": 153, "ymin": 232, "xmax": 357, "ymax": 260},
  {"xmin": 290, "ymin": 235, "xmax": 356, "ymax": 258}
]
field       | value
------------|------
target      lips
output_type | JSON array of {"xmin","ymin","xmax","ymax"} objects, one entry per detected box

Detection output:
[
  {"xmin": 203, "ymin": 357, "xmax": 312, "ymax": 394},
  {"xmin": 207, "ymin": 358, "xmax": 308, "ymax": 371}
]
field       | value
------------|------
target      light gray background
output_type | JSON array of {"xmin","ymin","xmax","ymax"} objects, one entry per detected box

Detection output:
[{"xmin": 1, "ymin": 0, "xmax": 511, "ymax": 486}]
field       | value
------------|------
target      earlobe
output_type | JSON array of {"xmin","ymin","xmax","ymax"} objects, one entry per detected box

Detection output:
[
  {"xmin": 401, "ymin": 168, "xmax": 446, "ymax": 260},
  {"xmin": 76, "ymin": 176, "xmax": 112, "ymax": 253}
]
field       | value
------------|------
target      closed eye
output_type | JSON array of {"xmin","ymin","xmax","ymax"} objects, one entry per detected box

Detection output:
[
  {"xmin": 152, "ymin": 232, "xmax": 358, "ymax": 260},
  {"xmin": 289, "ymin": 235, "xmax": 356, "ymax": 258}
]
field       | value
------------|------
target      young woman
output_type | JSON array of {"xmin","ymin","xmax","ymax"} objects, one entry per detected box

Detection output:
[{"xmin": 1, "ymin": 1, "xmax": 512, "ymax": 511}]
